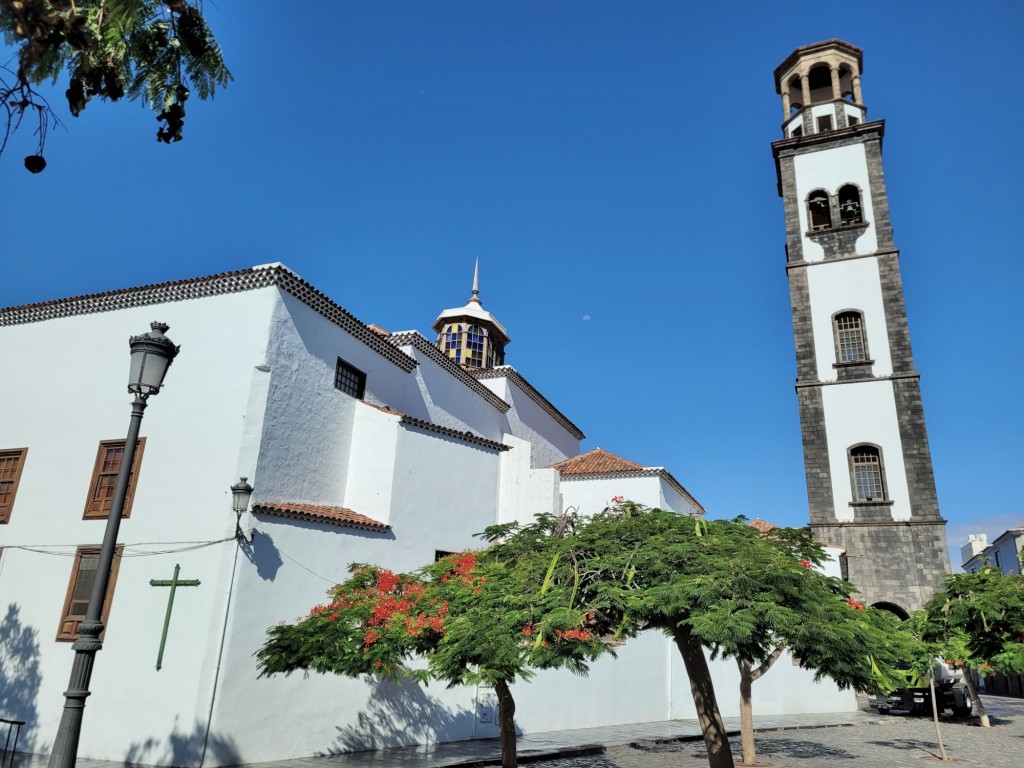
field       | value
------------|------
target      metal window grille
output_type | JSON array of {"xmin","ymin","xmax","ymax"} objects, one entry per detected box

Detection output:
[
  {"xmin": 852, "ymin": 448, "xmax": 884, "ymax": 501},
  {"xmin": 334, "ymin": 358, "xmax": 366, "ymax": 399},
  {"xmin": 835, "ymin": 313, "xmax": 866, "ymax": 362}
]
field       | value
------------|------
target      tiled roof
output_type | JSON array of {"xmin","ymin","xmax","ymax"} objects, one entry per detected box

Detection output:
[
  {"xmin": 387, "ymin": 331, "xmax": 510, "ymax": 413},
  {"xmin": 253, "ymin": 502, "xmax": 390, "ymax": 531},
  {"xmin": 551, "ymin": 448, "xmax": 643, "ymax": 475},
  {"xmin": 472, "ymin": 366, "xmax": 586, "ymax": 440},
  {"xmin": 0, "ymin": 264, "xmax": 417, "ymax": 373},
  {"xmin": 747, "ymin": 518, "xmax": 779, "ymax": 533}
]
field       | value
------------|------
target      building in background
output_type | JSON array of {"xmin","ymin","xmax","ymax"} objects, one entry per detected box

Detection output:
[
  {"xmin": 771, "ymin": 40, "xmax": 951, "ymax": 617},
  {"xmin": 962, "ymin": 528, "xmax": 1024, "ymax": 574}
]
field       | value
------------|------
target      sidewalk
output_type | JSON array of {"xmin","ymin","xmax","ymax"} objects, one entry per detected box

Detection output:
[{"xmin": 10, "ymin": 709, "xmax": 884, "ymax": 768}]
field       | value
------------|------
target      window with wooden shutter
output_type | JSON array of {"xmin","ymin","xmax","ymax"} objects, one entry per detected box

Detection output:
[
  {"xmin": 57, "ymin": 545, "xmax": 123, "ymax": 641},
  {"xmin": 83, "ymin": 439, "xmax": 146, "ymax": 520},
  {"xmin": 0, "ymin": 448, "xmax": 28, "ymax": 523}
]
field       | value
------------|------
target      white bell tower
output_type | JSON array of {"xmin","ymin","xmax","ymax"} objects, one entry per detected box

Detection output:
[{"xmin": 771, "ymin": 40, "xmax": 950, "ymax": 615}]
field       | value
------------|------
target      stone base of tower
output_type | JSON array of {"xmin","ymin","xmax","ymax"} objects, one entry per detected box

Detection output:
[{"xmin": 811, "ymin": 519, "xmax": 951, "ymax": 615}]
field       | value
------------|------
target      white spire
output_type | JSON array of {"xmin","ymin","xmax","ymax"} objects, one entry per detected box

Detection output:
[{"xmin": 469, "ymin": 258, "xmax": 481, "ymax": 304}]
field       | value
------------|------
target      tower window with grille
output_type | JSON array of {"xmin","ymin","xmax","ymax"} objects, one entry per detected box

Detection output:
[
  {"xmin": 834, "ymin": 311, "xmax": 868, "ymax": 363},
  {"xmin": 838, "ymin": 185, "xmax": 864, "ymax": 225},
  {"xmin": 850, "ymin": 446, "xmax": 886, "ymax": 502},
  {"xmin": 808, "ymin": 190, "xmax": 832, "ymax": 230},
  {"xmin": 334, "ymin": 357, "xmax": 366, "ymax": 399}
]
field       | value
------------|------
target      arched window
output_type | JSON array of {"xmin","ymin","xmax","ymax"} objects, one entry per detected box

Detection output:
[
  {"xmin": 834, "ymin": 311, "xmax": 867, "ymax": 363},
  {"xmin": 807, "ymin": 64, "xmax": 831, "ymax": 103},
  {"xmin": 808, "ymin": 190, "xmax": 831, "ymax": 230},
  {"xmin": 838, "ymin": 184, "xmax": 863, "ymax": 225},
  {"xmin": 850, "ymin": 445, "xmax": 886, "ymax": 502}
]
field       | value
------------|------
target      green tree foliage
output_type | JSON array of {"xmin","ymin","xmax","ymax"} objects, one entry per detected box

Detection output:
[
  {"xmin": 917, "ymin": 566, "xmax": 1024, "ymax": 727},
  {"xmin": 257, "ymin": 544, "xmax": 616, "ymax": 768},
  {"xmin": 0, "ymin": 1, "xmax": 231, "ymax": 170},
  {"xmin": 533, "ymin": 505, "xmax": 912, "ymax": 768}
]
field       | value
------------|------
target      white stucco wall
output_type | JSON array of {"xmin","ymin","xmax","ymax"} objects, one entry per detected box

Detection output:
[
  {"xmin": 393, "ymin": 342, "xmax": 505, "ymax": 441},
  {"xmin": 0, "ymin": 288, "xmax": 280, "ymax": 763},
  {"xmin": 478, "ymin": 375, "xmax": 581, "ymax": 469},
  {"xmin": 794, "ymin": 143, "xmax": 879, "ymax": 261},
  {"xmin": 821, "ymin": 380, "xmax": 911, "ymax": 521},
  {"xmin": 496, "ymin": 435, "xmax": 559, "ymax": 525},
  {"xmin": 806, "ymin": 257, "xmax": 893, "ymax": 380},
  {"xmin": 253, "ymin": 292, "xmax": 416, "ymax": 507},
  {"xmin": 559, "ymin": 475, "xmax": 670, "ymax": 518}
]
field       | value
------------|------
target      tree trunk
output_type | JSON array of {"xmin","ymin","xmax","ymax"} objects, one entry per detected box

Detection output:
[
  {"xmin": 963, "ymin": 670, "xmax": 990, "ymax": 727},
  {"xmin": 673, "ymin": 625, "xmax": 735, "ymax": 768},
  {"xmin": 494, "ymin": 679, "xmax": 518, "ymax": 768},
  {"xmin": 736, "ymin": 647, "xmax": 782, "ymax": 766},
  {"xmin": 928, "ymin": 672, "xmax": 950, "ymax": 762},
  {"xmin": 738, "ymin": 660, "xmax": 756, "ymax": 765}
]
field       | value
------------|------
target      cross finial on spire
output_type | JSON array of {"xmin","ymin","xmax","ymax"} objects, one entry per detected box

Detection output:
[{"xmin": 469, "ymin": 258, "xmax": 481, "ymax": 304}]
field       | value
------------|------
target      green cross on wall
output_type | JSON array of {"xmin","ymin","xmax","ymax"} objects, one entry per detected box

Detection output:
[{"xmin": 149, "ymin": 563, "xmax": 200, "ymax": 671}]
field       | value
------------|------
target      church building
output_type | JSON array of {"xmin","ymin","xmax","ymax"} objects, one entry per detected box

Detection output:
[{"xmin": 0, "ymin": 37, "xmax": 946, "ymax": 768}]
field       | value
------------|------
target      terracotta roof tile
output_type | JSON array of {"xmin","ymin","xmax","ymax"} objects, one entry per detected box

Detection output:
[
  {"xmin": 253, "ymin": 502, "xmax": 390, "ymax": 531},
  {"xmin": 747, "ymin": 518, "xmax": 779, "ymax": 533},
  {"xmin": 550, "ymin": 448, "xmax": 645, "ymax": 475}
]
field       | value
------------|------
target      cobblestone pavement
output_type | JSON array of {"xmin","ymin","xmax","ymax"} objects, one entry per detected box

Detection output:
[{"xmin": 522, "ymin": 697, "xmax": 1024, "ymax": 768}]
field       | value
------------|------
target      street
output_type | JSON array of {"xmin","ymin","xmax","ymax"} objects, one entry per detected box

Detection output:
[{"xmin": 523, "ymin": 697, "xmax": 1024, "ymax": 768}]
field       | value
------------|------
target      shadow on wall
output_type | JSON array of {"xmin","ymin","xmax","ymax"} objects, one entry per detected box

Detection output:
[
  {"xmin": 123, "ymin": 718, "xmax": 242, "ymax": 768},
  {"xmin": 0, "ymin": 604, "xmax": 43, "ymax": 754},
  {"xmin": 241, "ymin": 529, "xmax": 284, "ymax": 582},
  {"xmin": 326, "ymin": 676, "xmax": 476, "ymax": 754}
]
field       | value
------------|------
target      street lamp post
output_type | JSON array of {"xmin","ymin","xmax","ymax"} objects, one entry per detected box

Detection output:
[{"xmin": 48, "ymin": 323, "xmax": 180, "ymax": 768}]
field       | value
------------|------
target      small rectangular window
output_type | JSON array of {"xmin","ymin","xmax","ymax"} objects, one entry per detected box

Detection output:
[
  {"xmin": 334, "ymin": 358, "xmax": 366, "ymax": 399},
  {"xmin": 817, "ymin": 115, "xmax": 833, "ymax": 132},
  {"xmin": 84, "ymin": 439, "xmax": 145, "ymax": 519},
  {"xmin": 0, "ymin": 448, "xmax": 28, "ymax": 523},
  {"xmin": 847, "ymin": 115, "xmax": 859, "ymax": 126},
  {"xmin": 57, "ymin": 545, "xmax": 123, "ymax": 641}
]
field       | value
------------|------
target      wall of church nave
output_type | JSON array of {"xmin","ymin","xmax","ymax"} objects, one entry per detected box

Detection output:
[
  {"xmin": 559, "ymin": 475, "xmax": 669, "ymax": 517},
  {"xmin": 0, "ymin": 289, "xmax": 285, "ymax": 763},
  {"xmin": 499, "ymin": 377, "xmax": 581, "ymax": 468},
  {"xmin": 821, "ymin": 380, "xmax": 911, "ymax": 521},
  {"xmin": 400, "ymin": 345, "xmax": 507, "ymax": 441},
  {"xmin": 806, "ymin": 258, "xmax": 893, "ymax": 379},
  {"xmin": 208, "ymin": 512, "xmax": 496, "ymax": 765},
  {"xmin": 255, "ymin": 292, "xmax": 411, "ymax": 506},
  {"xmin": 0, "ymin": 543, "xmax": 237, "ymax": 765},
  {"xmin": 387, "ymin": 424, "xmax": 503, "ymax": 550}
]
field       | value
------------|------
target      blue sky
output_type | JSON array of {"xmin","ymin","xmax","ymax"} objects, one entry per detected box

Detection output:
[{"xmin": 2, "ymin": 2, "xmax": 1021, "ymax": 568}]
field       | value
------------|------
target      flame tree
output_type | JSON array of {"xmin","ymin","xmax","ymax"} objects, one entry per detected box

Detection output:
[{"xmin": 256, "ymin": 523, "xmax": 619, "ymax": 768}]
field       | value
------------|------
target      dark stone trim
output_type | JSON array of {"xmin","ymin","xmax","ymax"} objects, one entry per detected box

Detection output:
[
  {"xmin": 788, "ymin": 268, "xmax": 817, "ymax": 382},
  {"xmin": 398, "ymin": 415, "xmax": 510, "ymax": 452},
  {"xmin": 0, "ymin": 264, "xmax": 418, "ymax": 373},
  {"xmin": 863, "ymin": 137, "xmax": 895, "ymax": 249},
  {"xmin": 472, "ymin": 366, "xmax": 586, "ymax": 440},
  {"xmin": 388, "ymin": 331, "xmax": 511, "ymax": 413},
  {"xmin": 777, "ymin": 154, "xmax": 804, "ymax": 261},
  {"xmin": 877, "ymin": 251, "xmax": 916, "ymax": 374},
  {"xmin": 785, "ymin": 247, "xmax": 900, "ymax": 271},
  {"xmin": 797, "ymin": 387, "xmax": 834, "ymax": 525},
  {"xmin": 795, "ymin": 372, "xmax": 919, "ymax": 390},
  {"xmin": 891, "ymin": 377, "xmax": 943, "ymax": 521},
  {"xmin": 805, "ymin": 221, "xmax": 870, "ymax": 260},
  {"xmin": 818, "ymin": 519, "xmax": 947, "ymax": 528},
  {"xmin": 833, "ymin": 360, "xmax": 875, "ymax": 381}
]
